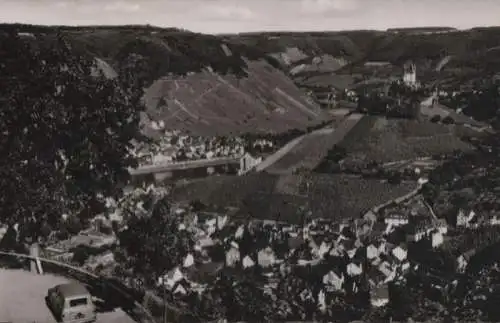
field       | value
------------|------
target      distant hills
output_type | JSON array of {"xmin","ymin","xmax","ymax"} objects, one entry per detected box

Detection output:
[{"xmin": 3, "ymin": 23, "xmax": 500, "ymax": 136}]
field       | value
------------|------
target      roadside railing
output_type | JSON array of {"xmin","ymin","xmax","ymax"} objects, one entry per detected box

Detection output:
[{"xmin": 0, "ymin": 251, "xmax": 156, "ymax": 323}]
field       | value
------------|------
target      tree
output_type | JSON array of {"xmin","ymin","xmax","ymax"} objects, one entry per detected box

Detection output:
[
  {"xmin": 0, "ymin": 32, "xmax": 145, "ymax": 244},
  {"xmin": 117, "ymin": 197, "xmax": 195, "ymax": 283}
]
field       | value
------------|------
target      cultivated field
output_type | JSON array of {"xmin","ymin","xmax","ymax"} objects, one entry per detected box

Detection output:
[
  {"xmin": 170, "ymin": 173, "xmax": 415, "ymax": 223},
  {"xmin": 337, "ymin": 116, "xmax": 475, "ymax": 166}
]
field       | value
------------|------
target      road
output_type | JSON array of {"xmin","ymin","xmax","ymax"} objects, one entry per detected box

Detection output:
[
  {"xmin": 0, "ymin": 251, "xmax": 156, "ymax": 323},
  {"xmin": 0, "ymin": 269, "xmax": 136, "ymax": 323},
  {"xmin": 254, "ymin": 134, "xmax": 306, "ymax": 172},
  {"xmin": 256, "ymin": 113, "xmax": 364, "ymax": 173}
]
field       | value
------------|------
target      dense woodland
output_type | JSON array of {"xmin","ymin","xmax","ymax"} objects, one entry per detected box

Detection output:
[{"xmin": 0, "ymin": 31, "xmax": 145, "ymax": 243}]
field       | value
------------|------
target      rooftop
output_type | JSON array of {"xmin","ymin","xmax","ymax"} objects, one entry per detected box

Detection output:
[{"xmin": 0, "ymin": 269, "xmax": 136, "ymax": 323}]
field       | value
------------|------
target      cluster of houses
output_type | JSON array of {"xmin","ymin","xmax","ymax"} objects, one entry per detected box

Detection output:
[
  {"xmin": 131, "ymin": 130, "xmax": 246, "ymax": 166},
  {"xmin": 146, "ymin": 206, "xmax": 425, "ymax": 313},
  {"xmin": 21, "ymin": 181, "xmax": 500, "ymax": 319}
]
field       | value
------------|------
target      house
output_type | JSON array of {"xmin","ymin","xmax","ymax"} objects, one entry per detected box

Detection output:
[
  {"xmin": 378, "ymin": 261, "xmax": 396, "ymax": 283},
  {"xmin": 242, "ymin": 255, "xmax": 255, "ymax": 268},
  {"xmin": 347, "ymin": 261, "xmax": 363, "ymax": 277},
  {"xmin": 159, "ymin": 267, "xmax": 185, "ymax": 289},
  {"xmin": 370, "ymin": 284, "xmax": 390, "ymax": 307},
  {"xmin": 406, "ymin": 221, "xmax": 434, "ymax": 242},
  {"xmin": 318, "ymin": 289, "xmax": 327, "ymax": 313},
  {"xmin": 234, "ymin": 224, "xmax": 245, "ymax": 239},
  {"xmin": 323, "ymin": 269, "xmax": 345, "ymax": 291},
  {"xmin": 225, "ymin": 242, "xmax": 241, "ymax": 267},
  {"xmin": 172, "ymin": 279, "xmax": 191, "ymax": 296},
  {"xmin": 384, "ymin": 213, "xmax": 409, "ymax": 227},
  {"xmin": 435, "ymin": 219, "xmax": 448, "ymax": 234},
  {"xmin": 366, "ymin": 240, "xmax": 387, "ymax": 260},
  {"xmin": 317, "ymin": 241, "xmax": 332, "ymax": 258},
  {"xmin": 363, "ymin": 210, "xmax": 377, "ymax": 224},
  {"xmin": 391, "ymin": 245, "xmax": 408, "ymax": 262},
  {"xmin": 217, "ymin": 215, "xmax": 229, "ymax": 230},
  {"xmin": 490, "ymin": 215, "xmax": 500, "ymax": 226},
  {"xmin": 195, "ymin": 235, "xmax": 215, "ymax": 250},
  {"xmin": 257, "ymin": 247, "xmax": 276, "ymax": 268},
  {"xmin": 456, "ymin": 209, "xmax": 477, "ymax": 228},
  {"xmin": 239, "ymin": 153, "xmax": 263, "ymax": 174},
  {"xmin": 183, "ymin": 253, "xmax": 195, "ymax": 268},
  {"xmin": 204, "ymin": 218, "xmax": 217, "ymax": 236},
  {"xmin": 366, "ymin": 244, "xmax": 380, "ymax": 260},
  {"xmin": 431, "ymin": 230, "xmax": 444, "ymax": 248},
  {"xmin": 457, "ymin": 248, "xmax": 476, "ymax": 273}
]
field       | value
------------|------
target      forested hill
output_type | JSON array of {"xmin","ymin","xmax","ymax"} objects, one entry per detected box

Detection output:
[{"xmin": 0, "ymin": 24, "xmax": 329, "ymax": 136}]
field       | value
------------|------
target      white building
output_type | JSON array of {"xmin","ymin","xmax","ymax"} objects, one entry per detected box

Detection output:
[
  {"xmin": 323, "ymin": 270, "xmax": 344, "ymax": 291},
  {"xmin": 239, "ymin": 153, "xmax": 262, "ymax": 175},
  {"xmin": 403, "ymin": 62, "xmax": 417, "ymax": 87},
  {"xmin": 431, "ymin": 231, "xmax": 444, "ymax": 248},
  {"xmin": 456, "ymin": 209, "xmax": 477, "ymax": 228},
  {"xmin": 384, "ymin": 213, "xmax": 409, "ymax": 227}
]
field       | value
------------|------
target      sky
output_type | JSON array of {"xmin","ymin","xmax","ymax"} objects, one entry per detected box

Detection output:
[{"xmin": 1, "ymin": 0, "xmax": 500, "ymax": 34}]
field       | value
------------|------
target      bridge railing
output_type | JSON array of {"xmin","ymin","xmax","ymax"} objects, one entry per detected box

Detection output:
[{"xmin": 134, "ymin": 155, "xmax": 242, "ymax": 170}]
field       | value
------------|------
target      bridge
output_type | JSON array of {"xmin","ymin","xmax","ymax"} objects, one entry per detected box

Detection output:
[{"xmin": 128, "ymin": 156, "xmax": 241, "ymax": 176}]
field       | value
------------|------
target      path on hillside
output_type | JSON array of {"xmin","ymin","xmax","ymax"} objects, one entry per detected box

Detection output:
[
  {"xmin": 254, "ymin": 134, "xmax": 306, "ymax": 172},
  {"xmin": 258, "ymin": 113, "xmax": 364, "ymax": 174}
]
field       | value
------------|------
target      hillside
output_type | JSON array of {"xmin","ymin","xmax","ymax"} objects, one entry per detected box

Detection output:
[
  {"xmin": 335, "ymin": 116, "xmax": 475, "ymax": 166},
  {"xmin": 1, "ymin": 24, "xmax": 329, "ymax": 136},
  {"xmin": 170, "ymin": 173, "xmax": 415, "ymax": 223},
  {"xmin": 5, "ymin": 24, "xmax": 500, "ymax": 136},
  {"xmin": 231, "ymin": 28, "xmax": 500, "ymax": 95}
]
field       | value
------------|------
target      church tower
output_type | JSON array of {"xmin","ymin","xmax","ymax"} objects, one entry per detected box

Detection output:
[{"xmin": 403, "ymin": 62, "xmax": 417, "ymax": 87}]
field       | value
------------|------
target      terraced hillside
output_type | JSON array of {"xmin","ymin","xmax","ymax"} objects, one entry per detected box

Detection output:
[
  {"xmin": 170, "ymin": 173, "xmax": 415, "ymax": 223},
  {"xmin": 1, "ymin": 24, "xmax": 329, "ymax": 136},
  {"xmin": 336, "ymin": 116, "xmax": 475, "ymax": 166},
  {"xmin": 265, "ymin": 114, "xmax": 363, "ymax": 174},
  {"xmin": 142, "ymin": 60, "xmax": 327, "ymax": 136}
]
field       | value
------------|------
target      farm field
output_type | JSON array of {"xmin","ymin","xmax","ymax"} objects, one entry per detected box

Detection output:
[
  {"xmin": 337, "ymin": 116, "xmax": 475, "ymax": 166},
  {"xmin": 170, "ymin": 173, "xmax": 416, "ymax": 223},
  {"xmin": 265, "ymin": 114, "xmax": 363, "ymax": 174}
]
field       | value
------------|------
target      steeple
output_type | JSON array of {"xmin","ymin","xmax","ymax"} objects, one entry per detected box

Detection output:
[{"xmin": 403, "ymin": 62, "xmax": 417, "ymax": 86}]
